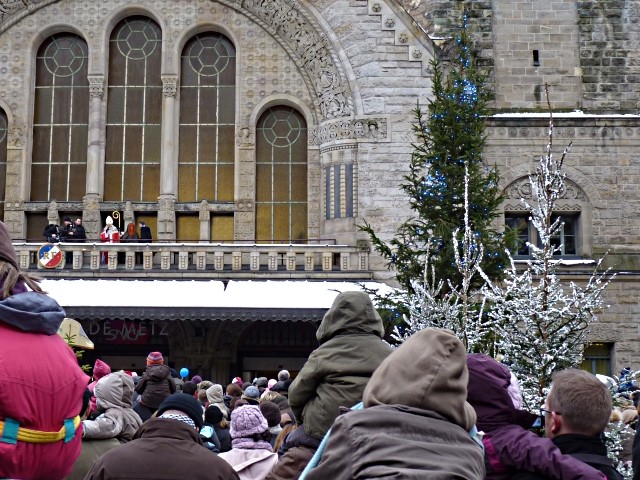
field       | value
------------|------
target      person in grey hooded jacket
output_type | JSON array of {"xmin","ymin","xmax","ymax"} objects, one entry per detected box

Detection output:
[
  {"xmin": 304, "ymin": 328, "xmax": 485, "ymax": 480},
  {"xmin": 267, "ymin": 291, "xmax": 392, "ymax": 480},
  {"xmin": 82, "ymin": 371, "xmax": 143, "ymax": 442}
]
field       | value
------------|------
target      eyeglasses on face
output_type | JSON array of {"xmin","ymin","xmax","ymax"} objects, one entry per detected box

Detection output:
[{"xmin": 539, "ymin": 408, "xmax": 561, "ymax": 416}]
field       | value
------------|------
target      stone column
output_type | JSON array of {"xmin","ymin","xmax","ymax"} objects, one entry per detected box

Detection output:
[
  {"xmin": 4, "ymin": 123, "xmax": 28, "ymax": 239},
  {"xmin": 235, "ymin": 126, "xmax": 256, "ymax": 241},
  {"xmin": 157, "ymin": 75, "xmax": 178, "ymax": 242},
  {"xmin": 161, "ymin": 75, "xmax": 178, "ymax": 197},
  {"xmin": 86, "ymin": 75, "xmax": 104, "ymax": 197},
  {"xmin": 83, "ymin": 75, "xmax": 106, "ymax": 238}
]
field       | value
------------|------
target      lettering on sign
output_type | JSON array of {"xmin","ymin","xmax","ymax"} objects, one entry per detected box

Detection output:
[{"xmin": 87, "ymin": 320, "xmax": 169, "ymax": 344}]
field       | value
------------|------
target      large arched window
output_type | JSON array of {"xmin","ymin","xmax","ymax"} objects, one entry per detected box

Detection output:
[
  {"xmin": 105, "ymin": 16, "xmax": 161, "ymax": 201},
  {"xmin": 256, "ymin": 106, "xmax": 307, "ymax": 242},
  {"xmin": 178, "ymin": 32, "xmax": 235, "ymax": 203},
  {"xmin": 0, "ymin": 108, "xmax": 6, "ymax": 219},
  {"xmin": 31, "ymin": 33, "xmax": 89, "ymax": 201}
]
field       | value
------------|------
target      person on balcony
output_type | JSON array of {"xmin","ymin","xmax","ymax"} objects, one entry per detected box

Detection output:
[{"xmin": 100, "ymin": 216, "xmax": 120, "ymax": 264}]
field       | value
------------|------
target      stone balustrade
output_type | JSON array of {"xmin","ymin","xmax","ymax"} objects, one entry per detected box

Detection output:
[{"xmin": 14, "ymin": 242, "xmax": 372, "ymax": 279}]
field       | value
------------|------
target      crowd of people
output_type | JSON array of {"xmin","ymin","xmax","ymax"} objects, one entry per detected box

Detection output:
[{"xmin": 1, "ymin": 213, "xmax": 639, "ymax": 479}]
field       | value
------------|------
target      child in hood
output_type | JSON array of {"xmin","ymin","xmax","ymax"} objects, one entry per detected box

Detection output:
[
  {"xmin": 133, "ymin": 352, "xmax": 176, "ymax": 422},
  {"xmin": 88, "ymin": 359, "xmax": 112, "ymax": 416}
]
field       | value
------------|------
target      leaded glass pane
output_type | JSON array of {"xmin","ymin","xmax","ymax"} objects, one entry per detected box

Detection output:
[
  {"xmin": 105, "ymin": 16, "xmax": 162, "ymax": 201},
  {"xmin": 256, "ymin": 106, "xmax": 307, "ymax": 242},
  {"xmin": 32, "ymin": 33, "xmax": 89, "ymax": 201},
  {"xmin": 178, "ymin": 32, "xmax": 236, "ymax": 204}
]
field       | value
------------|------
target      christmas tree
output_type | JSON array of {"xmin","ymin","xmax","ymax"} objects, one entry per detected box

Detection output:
[
  {"xmin": 360, "ymin": 21, "xmax": 513, "ymax": 329},
  {"xmin": 481, "ymin": 85, "xmax": 614, "ymax": 411}
]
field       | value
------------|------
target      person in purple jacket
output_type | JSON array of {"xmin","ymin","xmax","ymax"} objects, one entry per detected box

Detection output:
[{"xmin": 466, "ymin": 354, "xmax": 606, "ymax": 480}]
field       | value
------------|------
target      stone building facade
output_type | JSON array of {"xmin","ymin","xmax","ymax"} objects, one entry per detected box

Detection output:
[{"xmin": 0, "ymin": 0, "xmax": 639, "ymax": 375}]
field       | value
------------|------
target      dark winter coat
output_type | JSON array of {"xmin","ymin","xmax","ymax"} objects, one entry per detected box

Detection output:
[
  {"xmin": 215, "ymin": 424, "xmax": 232, "ymax": 452},
  {"xmin": 135, "ymin": 364, "xmax": 176, "ymax": 410},
  {"xmin": 288, "ymin": 291, "xmax": 392, "ymax": 439},
  {"xmin": 305, "ymin": 328, "xmax": 485, "ymax": 480},
  {"xmin": 467, "ymin": 354, "xmax": 606, "ymax": 480},
  {"xmin": 84, "ymin": 418, "xmax": 240, "ymax": 480},
  {"xmin": 512, "ymin": 434, "xmax": 618, "ymax": 480}
]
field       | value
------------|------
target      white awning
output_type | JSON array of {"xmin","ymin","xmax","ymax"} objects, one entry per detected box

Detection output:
[{"xmin": 40, "ymin": 279, "xmax": 394, "ymax": 310}]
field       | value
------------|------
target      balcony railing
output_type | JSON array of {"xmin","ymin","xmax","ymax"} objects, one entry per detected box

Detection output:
[{"xmin": 15, "ymin": 242, "xmax": 372, "ymax": 279}]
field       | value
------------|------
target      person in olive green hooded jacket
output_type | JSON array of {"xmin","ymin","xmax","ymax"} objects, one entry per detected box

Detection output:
[{"xmin": 266, "ymin": 291, "xmax": 392, "ymax": 480}]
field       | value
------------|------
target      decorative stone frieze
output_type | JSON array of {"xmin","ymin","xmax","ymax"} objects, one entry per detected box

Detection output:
[
  {"xmin": 310, "ymin": 117, "xmax": 389, "ymax": 146},
  {"xmin": 235, "ymin": 199, "xmax": 253, "ymax": 212},
  {"xmin": 237, "ymin": 0, "xmax": 353, "ymax": 120},
  {"xmin": 87, "ymin": 75, "xmax": 104, "ymax": 99},
  {"xmin": 161, "ymin": 75, "xmax": 178, "ymax": 98}
]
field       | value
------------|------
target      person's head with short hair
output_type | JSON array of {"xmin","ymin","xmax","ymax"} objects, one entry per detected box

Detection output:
[
  {"xmin": 182, "ymin": 381, "xmax": 197, "ymax": 396},
  {"xmin": 259, "ymin": 401, "xmax": 282, "ymax": 428},
  {"xmin": 260, "ymin": 391, "xmax": 281, "ymax": 403},
  {"xmin": 545, "ymin": 368, "xmax": 611, "ymax": 438},
  {"xmin": 278, "ymin": 370, "xmax": 290, "ymax": 382},
  {"xmin": 63, "ymin": 216, "xmax": 72, "ymax": 225},
  {"xmin": 75, "ymin": 218, "xmax": 82, "ymax": 225}
]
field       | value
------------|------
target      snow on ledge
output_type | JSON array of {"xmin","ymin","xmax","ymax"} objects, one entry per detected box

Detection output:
[
  {"xmin": 40, "ymin": 279, "xmax": 393, "ymax": 309},
  {"xmin": 492, "ymin": 110, "xmax": 640, "ymax": 119}
]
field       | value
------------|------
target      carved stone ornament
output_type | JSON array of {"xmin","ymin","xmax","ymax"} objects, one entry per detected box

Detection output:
[
  {"xmin": 309, "ymin": 117, "xmax": 388, "ymax": 145},
  {"xmin": 240, "ymin": 0, "xmax": 353, "ymax": 119},
  {"xmin": 0, "ymin": 0, "xmax": 32, "ymax": 27},
  {"xmin": 7, "ymin": 123, "xmax": 26, "ymax": 148},
  {"xmin": 162, "ymin": 75, "xmax": 178, "ymax": 98},
  {"xmin": 384, "ymin": 17, "xmax": 395, "ymax": 28},
  {"xmin": 398, "ymin": 32, "xmax": 408, "ymax": 44},
  {"xmin": 88, "ymin": 75, "xmax": 105, "ymax": 99},
  {"xmin": 371, "ymin": 2, "xmax": 382, "ymax": 12},
  {"xmin": 236, "ymin": 125, "xmax": 255, "ymax": 146},
  {"xmin": 504, "ymin": 177, "xmax": 586, "ymax": 202}
]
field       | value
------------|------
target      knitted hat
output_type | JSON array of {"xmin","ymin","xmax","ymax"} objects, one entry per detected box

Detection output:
[
  {"xmin": 0, "ymin": 222, "xmax": 19, "ymax": 271},
  {"xmin": 93, "ymin": 359, "xmax": 111, "ymax": 381},
  {"xmin": 146, "ymin": 351, "xmax": 164, "ymax": 366},
  {"xmin": 259, "ymin": 401, "xmax": 282, "ymax": 428},
  {"xmin": 232, "ymin": 376, "xmax": 244, "ymax": 386},
  {"xmin": 242, "ymin": 385, "xmax": 260, "ymax": 404},
  {"xmin": 268, "ymin": 379, "xmax": 277, "ymax": 389},
  {"xmin": 191, "ymin": 375, "xmax": 203, "ymax": 385},
  {"xmin": 157, "ymin": 393, "xmax": 204, "ymax": 429},
  {"xmin": 255, "ymin": 377, "xmax": 268, "ymax": 389},
  {"xmin": 205, "ymin": 405, "xmax": 224, "ymax": 425},
  {"xmin": 230, "ymin": 405, "xmax": 268, "ymax": 439},
  {"xmin": 278, "ymin": 370, "xmax": 290, "ymax": 381}
]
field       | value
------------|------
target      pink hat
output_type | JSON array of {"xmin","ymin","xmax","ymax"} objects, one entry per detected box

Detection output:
[
  {"xmin": 147, "ymin": 351, "xmax": 164, "ymax": 366},
  {"xmin": 232, "ymin": 376, "xmax": 244, "ymax": 386},
  {"xmin": 93, "ymin": 359, "xmax": 111, "ymax": 380}
]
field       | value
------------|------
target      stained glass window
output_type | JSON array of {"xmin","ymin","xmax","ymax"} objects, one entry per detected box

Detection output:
[{"xmin": 32, "ymin": 33, "xmax": 89, "ymax": 201}]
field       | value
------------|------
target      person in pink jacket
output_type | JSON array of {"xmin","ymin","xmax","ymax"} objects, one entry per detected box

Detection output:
[
  {"xmin": 0, "ymin": 221, "xmax": 89, "ymax": 480},
  {"xmin": 88, "ymin": 359, "xmax": 112, "ymax": 416}
]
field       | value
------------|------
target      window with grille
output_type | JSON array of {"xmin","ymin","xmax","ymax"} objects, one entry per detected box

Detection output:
[
  {"xmin": 256, "ymin": 106, "xmax": 307, "ymax": 243},
  {"xmin": 178, "ymin": 32, "xmax": 235, "ymax": 203},
  {"xmin": 580, "ymin": 343, "xmax": 612, "ymax": 376},
  {"xmin": 505, "ymin": 212, "xmax": 578, "ymax": 256},
  {"xmin": 31, "ymin": 33, "xmax": 88, "ymax": 201},
  {"xmin": 105, "ymin": 16, "xmax": 161, "ymax": 201}
]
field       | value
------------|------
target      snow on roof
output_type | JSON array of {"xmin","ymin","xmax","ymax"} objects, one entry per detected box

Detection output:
[
  {"xmin": 492, "ymin": 110, "xmax": 640, "ymax": 119},
  {"xmin": 40, "ymin": 279, "xmax": 393, "ymax": 310}
]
